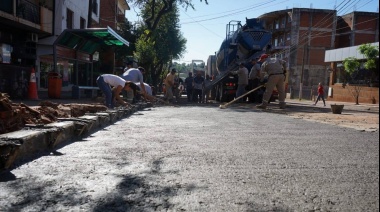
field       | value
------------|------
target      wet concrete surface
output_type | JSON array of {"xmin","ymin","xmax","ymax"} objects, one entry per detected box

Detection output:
[{"xmin": 0, "ymin": 97, "xmax": 378, "ymax": 211}]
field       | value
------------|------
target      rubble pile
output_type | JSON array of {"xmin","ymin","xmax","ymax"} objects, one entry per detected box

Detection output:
[{"xmin": 0, "ymin": 93, "xmax": 108, "ymax": 134}]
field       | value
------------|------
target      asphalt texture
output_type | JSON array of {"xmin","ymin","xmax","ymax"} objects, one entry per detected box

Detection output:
[{"xmin": 0, "ymin": 98, "xmax": 378, "ymax": 211}]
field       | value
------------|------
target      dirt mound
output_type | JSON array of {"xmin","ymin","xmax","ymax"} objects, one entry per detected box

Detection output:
[{"xmin": 0, "ymin": 93, "xmax": 108, "ymax": 134}]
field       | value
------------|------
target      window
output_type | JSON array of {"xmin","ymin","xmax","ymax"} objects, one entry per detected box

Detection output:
[
  {"xmin": 279, "ymin": 36, "xmax": 284, "ymax": 46},
  {"xmin": 281, "ymin": 17, "xmax": 286, "ymax": 28},
  {"xmin": 286, "ymin": 33, "xmax": 291, "ymax": 41},
  {"xmin": 80, "ymin": 17, "xmax": 86, "ymax": 29},
  {"xmin": 275, "ymin": 20, "xmax": 279, "ymax": 29},
  {"xmin": 92, "ymin": 0, "xmax": 98, "ymax": 15},
  {"xmin": 66, "ymin": 9, "xmax": 73, "ymax": 29}
]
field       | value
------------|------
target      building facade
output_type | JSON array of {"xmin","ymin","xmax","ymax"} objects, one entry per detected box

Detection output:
[
  {"xmin": 259, "ymin": 8, "xmax": 336, "ymax": 99},
  {"xmin": 325, "ymin": 11, "xmax": 378, "ymax": 104},
  {"xmin": 37, "ymin": 0, "xmax": 100, "ymax": 93},
  {"xmin": 0, "ymin": 0, "xmax": 53, "ymax": 98},
  {"xmin": 0, "ymin": 0, "xmax": 130, "ymax": 99},
  {"xmin": 258, "ymin": 9, "xmax": 379, "ymax": 103}
]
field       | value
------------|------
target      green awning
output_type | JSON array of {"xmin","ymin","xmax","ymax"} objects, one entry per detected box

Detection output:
[{"xmin": 54, "ymin": 27, "xmax": 129, "ymax": 54}]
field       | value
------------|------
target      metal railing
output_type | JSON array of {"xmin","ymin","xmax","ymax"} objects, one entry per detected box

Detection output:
[{"xmin": 16, "ymin": 0, "xmax": 40, "ymax": 24}]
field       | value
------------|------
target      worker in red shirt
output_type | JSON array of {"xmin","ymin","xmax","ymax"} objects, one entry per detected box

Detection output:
[{"xmin": 314, "ymin": 82, "xmax": 326, "ymax": 106}]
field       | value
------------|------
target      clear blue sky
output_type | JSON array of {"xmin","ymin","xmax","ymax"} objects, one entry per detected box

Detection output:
[{"xmin": 126, "ymin": 0, "xmax": 379, "ymax": 64}]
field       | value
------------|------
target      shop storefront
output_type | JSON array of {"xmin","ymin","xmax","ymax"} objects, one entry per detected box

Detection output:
[{"xmin": 38, "ymin": 27, "xmax": 128, "ymax": 97}]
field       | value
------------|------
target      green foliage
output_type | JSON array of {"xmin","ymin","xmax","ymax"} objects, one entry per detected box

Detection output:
[
  {"xmin": 115, "ymin": 21, "xmax": 138, "ymax": 61},
  {"xmin": 131, "ymin": 3, "xmax": 187, "ymax": 85},
  {"xmin": 343, "ymin": 57, "xmax": 360, "ymax": 75},
  {"xmin": 358, "ymin": 43, "xmax": 379, "ymax": 70}
]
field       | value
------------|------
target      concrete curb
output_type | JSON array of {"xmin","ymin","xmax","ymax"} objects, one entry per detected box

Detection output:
[{"xmin": 0, "ymin": 103, "xmax": 149, "ymax": 172}]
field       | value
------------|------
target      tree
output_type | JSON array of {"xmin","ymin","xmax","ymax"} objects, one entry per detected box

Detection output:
[
  {"xmin": 342, "ymin": 57, "xmax": 363, "ymax": 105},
  {"xmin": 115, "ymin": 21, "xmax": 138, "ymax": 63},
  {"xmin": 134, "ymin": 3, "xmax": 186, "ymax": 87},
  {"xmin": 128, "ymin": 0, "xmax": 208, "ymax": 33},
  {"xmin": 358, "ymin": 43, "xmax": 379, "ymax": 70}
]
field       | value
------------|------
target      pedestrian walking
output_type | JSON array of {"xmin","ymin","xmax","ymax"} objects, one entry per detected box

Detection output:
[
  {"xmin": 314, "ymin": 82, "xmax": 326, "ymax": 106},
  {"xmin": 192, "ymin": 71, "xmax": 205, "ymax": 103},
  {"xmin": 96, "ymin": 74, "xmax": 137, "ymax": 109},
  {"xmin": 164, "ymin": 68, "xmax": 177, "ymax": 103},
  {"xmin": 185, "ymin": 72, "xmax": 194, "ymax": 102},
  {"xmin": 256, "ymin": 54, "xmax": 287, "ymax": 109},
  {"xmin": 248, "ymin": 58, "xmax": 261, "ymax": 103},
  {"xmin": 231, "ymin": 63, "xmax": 249, "ymax": 103}
]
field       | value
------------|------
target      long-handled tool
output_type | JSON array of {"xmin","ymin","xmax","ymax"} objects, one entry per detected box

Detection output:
[{"xmin": 219, "ymin": 85, "xmax": 264, "ymax": 109}]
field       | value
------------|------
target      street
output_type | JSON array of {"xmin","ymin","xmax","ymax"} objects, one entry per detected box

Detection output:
[{"xmin": 1, "ymin": 104, "xmax": 379, "ymax": 211}]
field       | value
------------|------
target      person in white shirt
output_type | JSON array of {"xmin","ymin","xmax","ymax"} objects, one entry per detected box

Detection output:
[
  {"xmin": 135, "ymin": 82, "xmax": 156, "ymax": 102},
  {"xmin": 96, "ymin": 74, "xmax": 137, "ymax": 109}
]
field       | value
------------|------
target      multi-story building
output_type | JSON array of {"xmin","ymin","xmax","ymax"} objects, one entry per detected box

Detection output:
[
  {"xmin": 0, "ymin": 0, "xmax": 53, "ymax": 98},
  {"xmin": 259, "ymin": 8, "xmax": 337, "ymax": 99},
  {"xmin": 93, "ymin": 0, "xmax": 130, "ymax": 76},
  {"xmin": 259, "ymin": 8, "xmax": 379, "ymax": 103},
  {"xmin": 0, "ymin": 0, "xmax": 130, "ymax": 99},
  {"xmin": 325, "ymin": 11, "xmax": 379, "ymax": 103},
  {"xmin": 37, "ymin": 0, "xmax": 100, "ymax": 95}
]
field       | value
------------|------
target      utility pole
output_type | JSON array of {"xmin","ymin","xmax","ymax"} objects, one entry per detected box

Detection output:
[{"xmin": 299, "ymin": 45, "xmax": 307, "ymax": 100}]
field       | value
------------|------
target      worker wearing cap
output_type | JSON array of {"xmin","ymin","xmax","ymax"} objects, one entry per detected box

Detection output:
[
  {"xmin": 256, "ymin": 54, "xmax": 287, "ymax": 109},
  {"xmin": 231, "ymin": 63, "xmax": 249, "ymax": 103}
]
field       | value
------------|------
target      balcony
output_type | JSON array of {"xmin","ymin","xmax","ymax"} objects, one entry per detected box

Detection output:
[
  {"xmin": 17, "ymin": 0, "xmax": 40, "ymax": 24},
  {"xmin": 0, "ymin": 0, "xmax": 52, "ymax": 34},
  {"xmin": 117, "ymin": 14, "xmax": 126, "ymax": 23}
]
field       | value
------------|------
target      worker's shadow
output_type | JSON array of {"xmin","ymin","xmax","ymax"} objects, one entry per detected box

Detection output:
[
  {"xmin": 49, "ymin": 150, "xmax": 64, "ymax": 156},
  {"xmin": 0, "ymin": 171, "xmax": 17, "ymax": 182}
]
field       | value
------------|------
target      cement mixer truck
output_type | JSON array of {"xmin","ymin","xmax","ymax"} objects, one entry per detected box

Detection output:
[{"xmin": 206, "ymin": 18, "xmax": 272, "ymax": 102}]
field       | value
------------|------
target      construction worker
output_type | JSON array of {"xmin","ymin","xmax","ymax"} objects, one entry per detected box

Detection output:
[
  {"xmin": 256, "ymin": 54, "xmax": 287, "ymax": 109},
  {"xmin": 121, "ymin": 66, "xmax": 147, "ymax": 102},
  {"xmin": 231, "ymin": 63, "xmax": 249, "ymax": 103},
  {"xmin": 248, "ymin": 57, "xmax": 261, "ymax": 103},
  {"xmin": 164, "ymin": 68, "xmax": 177, "ymax": 103},
  {"xmin": 96, "ymin": 74, "xmax": 137, "ymax": 109},
  {"xmin": 185, "ymin": 72, "xmax": 194, "ymax": 102}
]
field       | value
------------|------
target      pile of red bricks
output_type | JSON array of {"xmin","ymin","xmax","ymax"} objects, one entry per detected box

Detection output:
[{"xmin": 0, "ymin": 93, "xmax": 108, "ymax": 134}]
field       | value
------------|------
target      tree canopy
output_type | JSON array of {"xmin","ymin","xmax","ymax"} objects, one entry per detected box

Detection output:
[
  {"xmin": 134, "ymin": 3, "xmax": 186, "ymax": 86},
  {"xmin": 127, "ymin": 0, "xmax": 208, "ymax": 32},
  {"xmin": 358, "ymin": 43, "xmax": 379, "ymax": 71}
]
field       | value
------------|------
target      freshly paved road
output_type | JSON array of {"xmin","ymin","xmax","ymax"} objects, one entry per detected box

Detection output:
[{"xmin": 1, "ymin": 104, "xmax": 379, "ymax": 211}]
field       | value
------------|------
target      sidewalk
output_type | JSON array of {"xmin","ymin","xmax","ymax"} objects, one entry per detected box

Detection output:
[{"xmin": 285, "ymin": 98, "xmax": 379, "ymax": 114}]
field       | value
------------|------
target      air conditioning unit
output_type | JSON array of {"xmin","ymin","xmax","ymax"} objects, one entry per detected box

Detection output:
[{"xmin": 27, "ymin": 33, "xmax": 38, "ymax": 42}]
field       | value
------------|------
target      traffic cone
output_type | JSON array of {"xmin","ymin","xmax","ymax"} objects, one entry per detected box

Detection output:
[{"xmin": 28, "ymin": 68, "xmax": 39, "ymax": 100}]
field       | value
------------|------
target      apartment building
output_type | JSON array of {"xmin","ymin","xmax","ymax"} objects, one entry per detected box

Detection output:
[
  {"xmin": 0, "ymin": 0, "xmax": 130, "ymax": 99},
  {"xmin": 258, "ymin": 8, "xmax": 379, "ymax": 103},
  {"xmin": 92, "ymin": 0, "xmax": 130, "ymax": 76},
  {"xmin": 0, "ymin": 0, "xmax": 53, "ymax": 98},
  {"xmin": 325, "ymin": 11, "xmax": 379, "ymax": 103},
  {"xmin": 259, "ymin": 8, "xmax": 336, "ymax": 99}
]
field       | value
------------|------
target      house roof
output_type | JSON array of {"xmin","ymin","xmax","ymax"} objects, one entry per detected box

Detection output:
[{"xmin": 54, "ymin": 27, "xmax": 129, "ymax": 54}]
